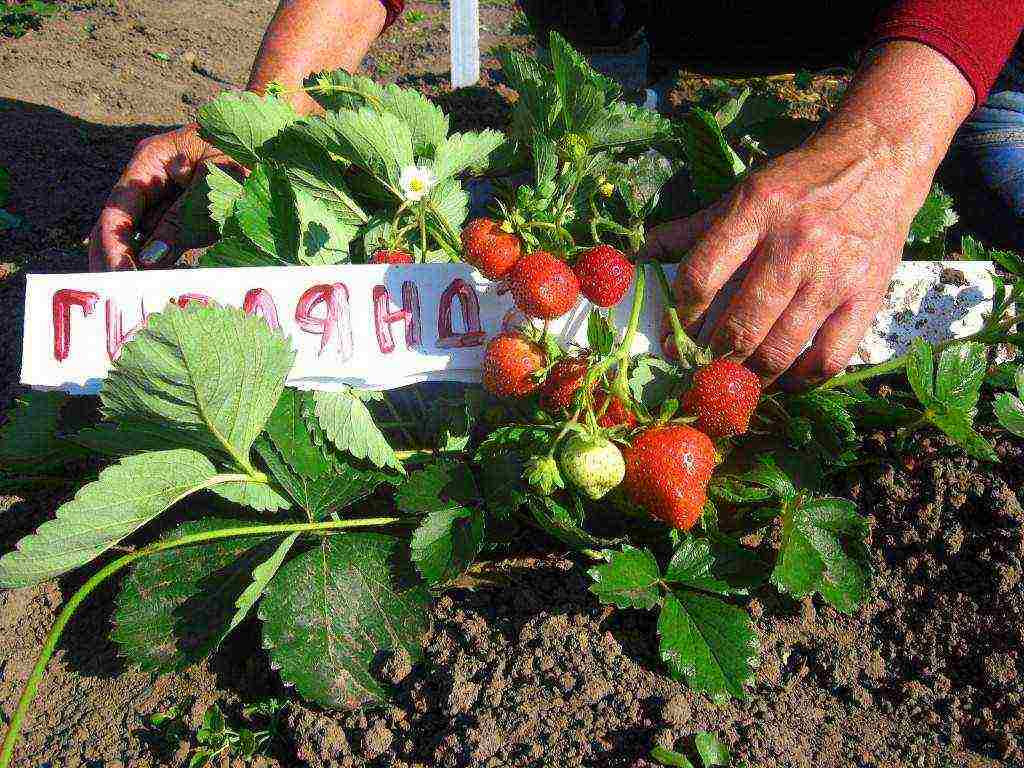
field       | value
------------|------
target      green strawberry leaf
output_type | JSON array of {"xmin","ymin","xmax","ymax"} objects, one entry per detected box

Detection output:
[
  {"xmin": 590, "ymin": 101, "xmax": 672, "ymax": 152},
  {"xmin": 302, "ymin": 69, "xmax": 449, "ymax": 158},
  {"xmin": 772, "ymin": 496, "xmax": 871, "ymax": 613},
  {"xmin": 0, "ymin": 449, "xmax": 218, "ymax": 587},
  {"xmin": 629, "ymin": 356, "xmax": 682, "ymax": 415},
  {"xmin": 431, "ymin": 130, "xmax": 505, "ymax": 181},
  {"xmin": 312, "ymin": 389, "xmax": 404, "ymax": 474},
  {"xmin": 658, "ymin": 588, "xmax": 757, "ymax": 701},
  {"xmin": 905, "ymin": 338, "xmax": 936, "ymax": 407},
  {"xmin": 587, "ymin": 310, "xmax": 616, "ymax": 356},
  {"xmin": 255, "ymin": 438, "xmax": 389, "ymax": 522},
  {"xmin": 227, "ymin": 532, "xmax": 299, "ymax": 634},
  {"xmin": 675, "ymin": 107, "xmax": 745, "ymax": 206},
  {"xmin": 737, "ymin": 455, "xmax": 795, "ymax": 502},
  {"xmin": 0, "ymin": 390, "xmax": 82, "ymax": 471},
  {"xmin": 233, "ymin": 165, "xmax": 302, "ymax": 263},
  {"xmin": 664, "ymin": 537, "xmax": 742, "ymax": 596},
  {"xmin": 526, "ymin": 494, "xmax": 620, "ymax": 551},
  {"xmin": 694, "ymin": 732, "xmax": 731, "ymax": 766},
  {"xmin": 907, "ymin": 184, "xmax": 956, "ymax": 245},
  {"xmin": 410, "ymin": 506, "xmax": 486, "ymax": 585},
  {"xmin": 197, "ymin": 92, "xmax": 298, "ymax": 168},
  {"xmin": 928, "ymin": 408, "xmax": 999, "ymax": 462},
  {"xmin": 199, "ymin": 236, "xmax": 281, "ymax": 268},
  {"xmin": 995, "ymin": 391, "xmax": 1024, "ymax": 438},
  {"xmin": 264, "ymin": 389, "xmax": 331, "ymax": 478},
  {"xmin": 204, "ymin": 162, "xmax": 244, "ymax": 233},
  {"xmin": 210, "ymin": 478, "xmax": 291, "ymax": 513},
  {"xmin": 322, "ymin": 107, "xmax": 414, "ymax": 194},
  {"xmin": 395, "ymin": 461, "xmax": 481, "ymax": 513},
  {"xmin": 588, "ymin": 545, "xmax": 662, "ymax": 609},
  {"xmin": 707, "ymin": 476, "xmax": 774, "ymax": 504},
  {"xmin": 649, "ymin": 746, "xmax": 695, "ymax": 768},
  {"xmin": 112, "ymin": 518, "xmax": 281, "ymax": 671},
  {"xmin": 934, "ymin": 342, "xmax": 986, "ymax": 412},
  {"xmin": 615, "ymin": 154, "xmax": 675, "ymax": 219},
  {"xmin": 101, "ymin": 304, "xmax": 295, "ymax": 473},
  {"xmin": 259, "ymin": 533, "xmax": 431, "ymax": 709}
]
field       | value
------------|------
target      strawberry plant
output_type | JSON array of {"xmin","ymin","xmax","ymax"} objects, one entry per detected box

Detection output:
[{"xmin": 3, "ymin": 31, "xmax": 1024, "ymax": 766}]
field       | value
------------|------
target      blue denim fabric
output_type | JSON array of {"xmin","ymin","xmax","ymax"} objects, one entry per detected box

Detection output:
[{"xmin": 947, "ymin": 43, "xmax": 1024, "ymax": 249}]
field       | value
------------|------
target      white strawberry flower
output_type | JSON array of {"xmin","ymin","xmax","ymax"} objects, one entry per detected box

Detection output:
[{"xmin": 399, "ymin": 165, "xmax": 438, "ymax": 202}]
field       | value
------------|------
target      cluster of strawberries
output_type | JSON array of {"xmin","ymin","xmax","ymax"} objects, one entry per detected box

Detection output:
[{"xmin": 379, "ymin": 219, "xmax": 763, "ymax": 532}]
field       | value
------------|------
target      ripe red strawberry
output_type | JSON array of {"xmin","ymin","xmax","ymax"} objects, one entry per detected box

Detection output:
[
  {"xmin": 482, "ymin": 332, "xmax": 546, "ymax": 398},
  {"xmin": 623, "ymin": 424, "xmax": 716, "ymax": 531},
  {"xmin": 574, "ymin": 245, "xmax": 635, "ymax": 307},
  {"xmin": 461, "ymin": 218, "xmax": 522, "ymax": 279},
  {"xmin": 371, "ymin": 249, "xmax": 414, "ymax": 264},
  {"xmin": 594, "ymin": 391, "xmax": 638, "ymax": 429},
  {"xmin": 681, "ymin": 359, "xmax": 762, "ymax": 439},
  {"xmin": 510, "ymin": 251, "xmax": 580, "ymax": 320},
  {"xmin": 540, "ymin": 358, "xmax": 589, "ymax": 410}
]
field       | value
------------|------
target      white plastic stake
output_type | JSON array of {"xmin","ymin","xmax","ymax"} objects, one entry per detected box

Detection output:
[{"xmin": 450, "ymin": 0, "xmax": 480, "ymax": 89}]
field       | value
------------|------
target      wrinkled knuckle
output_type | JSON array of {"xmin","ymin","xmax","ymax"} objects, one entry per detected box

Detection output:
[
  {"xmin": 741, "ymin": 174, "xmax": 787, "ymax": 214},
  {"xmin": 756, "ymin": 341, "xmax": 798, "ymax": 376},
  {"xmin": 676, "ymin": 262, "xmax": 715, "ymax": 305},
  {"xmin": 719, "ymin": 314, "xmax": 762, "ymax": 356},
  {"xmin": 818, "ymin": 350, "xmax": 850, "ymax": 380}
]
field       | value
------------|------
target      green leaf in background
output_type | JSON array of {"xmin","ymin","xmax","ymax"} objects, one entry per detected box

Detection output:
[
  {"xmin": 0, "ymin": 449, "xmax": 218, "ymax": 587},
  {"xmin": 410, "ymin": 506, "xmax": 485, "ymax": 585},
  {"xmin": 995, "ymin": 390, "xmax": 1024, "ymax": 438},
  {"xmin": 233, "ymin": 165, "xmax": 301, "ymax": 263},
  {"xmin": 629, "ymin": 357, "xmax": 682, "ymax": 416},
  {"xmin": 650, "ymin": 746, "xmax": 695, "ymax": 768},
  {"xmin": 676, "ymin": 107, "xmax": 745, "ymax": 206},
  {"xmin": 431, "ymin": 130, "xmax": 505, "ymax": 181},
  {"xmin": 0, "ymin": 390, "xmax": 78, "ymax": 470},
  {"xmin": 934, "ymin": 341, "xmax": 986, "ymax": 412},
  {"xmin": 101, "ymin": 305, "xmax": 295, "ymax": 472},
  {"xmin": 260, "ymin": 533, "xmax": 431, "ymax": 709},
  {"xmin": 737, "ymin": 454, "xmax": 796, "ymax": 502},
  {"xmin": 293, "ymin": 186, "xmax": 356, "ymax": 265},
  {"xmin": 694, "ymin": 732, "xmax": 731, "ymax": 766},
  {"xmin": 588, "ymin": 545, "xmax": 662, "ymax": 609},
  {"xmin": 395, "ymin": 461, "xmax": 480, "ymax": 513},
  {"xmin": 197, "ymin": 92, "xmax": 298, "ymax": 168},
  {"xmin": 906, "ymin": 337, "xmax": 935, "ymax": 407},
  {"xmin": 590, "ymin": 101, "xmax": 672, "ymax": 151},
  {"xmin": 928, "ymin": 409, "xmax": 999, "ymax": 462},
  {"xmin": 303, "ymin": 69, "xmax": 450, "ymax": 158},
  {"xmin": 658, "ymin": 588, "xmax": 757, "ymax": 702},
  {"xmin": 255, "ymin": 438, "xmax": 390, "ymax": 521},
  {"xmin": 772, "ymin": 496, "xmax": 871, "ymax": 613},
  {"xmin": 312, "ymin": 389, "xmax": 405, "ymax": 474},
  {"xmin": 907, "ymin": 184, "xmax": 957, "ymax": 246},
  {"xmin": 532, "ymin": 132, "xmax": 558, "ymax": 188},
  {"xmin": 615, "ymin": 154, "xmax": 675, "ymax": 219},
  {"xmin": 112, "ymin": 519, "xmax": 280, "ymax": 671},
  {"xmin": 707, "ymin": 476, "xmax": 773, "ymax": 504},
  {"xmin": 549, "ymin": 30, "xmax": 621, "ymax": 104}
]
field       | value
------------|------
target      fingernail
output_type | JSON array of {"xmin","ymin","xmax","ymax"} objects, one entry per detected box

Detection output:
[{"xmin": 138, "ymin": 240, "xmax": 169, "ymax": 266}]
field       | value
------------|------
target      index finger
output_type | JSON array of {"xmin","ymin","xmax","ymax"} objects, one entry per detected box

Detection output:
[{"xmin": 90, "ymin": 181, "xmax": 149, "ymax": 271}]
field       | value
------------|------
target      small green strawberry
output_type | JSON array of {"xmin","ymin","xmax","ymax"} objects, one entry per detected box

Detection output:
[{"xmin": 559, "ymin": 434, "xmax": 626, "ymax": 500}]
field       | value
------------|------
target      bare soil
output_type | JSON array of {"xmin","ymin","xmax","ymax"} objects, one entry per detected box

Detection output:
[{"xmin": 1, "ymin": 3, "xmax": 1021, "ymax": 767}]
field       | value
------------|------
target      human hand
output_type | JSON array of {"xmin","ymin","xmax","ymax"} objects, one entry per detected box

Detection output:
[
  {"xmin": 644, "ymin": 41, "xmax": 975, "ymax": 387},
  {"xmin": 87, "ymin": 123, "xmax": 238, "ymax": 271}
]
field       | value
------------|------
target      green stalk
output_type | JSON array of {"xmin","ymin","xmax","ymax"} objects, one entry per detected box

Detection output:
[
  {"xmin": 651, "ymin": 261, "xmax": 700, "ymax": 361},
  {"xmin": 0, "ymin": 516, "xmax": 407, "ymax": 768},
  {"xmin": 814, "ymin": 314, "xmax": 1019, "ymax": 392},
  {"xmin": 418, "ymin": 204, "xmax": 428, "ymax": 261},
  {"xmin": 613, "ymin": 263, "xmax": 647, "ymax": 395}
]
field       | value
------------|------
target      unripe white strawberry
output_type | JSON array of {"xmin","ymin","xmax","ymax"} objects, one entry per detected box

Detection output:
[{"xmin": 559, "ymin": 434, "xmax": 626, "ymax": 500}]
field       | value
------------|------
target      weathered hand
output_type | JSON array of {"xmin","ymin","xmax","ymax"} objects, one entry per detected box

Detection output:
[
  {"xmin": 87, "ymin": 123, "xmax": 236, "ymax": 271},
  {"xmin": 647, "ymin": 130, "xmax": 923, "ymax": 386},
  {"xmin": 645, "ymin": 41, "xmax": 975, "ymax": 387}
]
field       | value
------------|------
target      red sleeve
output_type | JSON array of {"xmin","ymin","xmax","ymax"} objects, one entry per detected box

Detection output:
[
  {"xmin": 872, "ymin": 1, "xmax": 1024, "ymax": 104},
  {"xmin": 380, "ymin": 0, "xmax": 404, "ymax": 31}
]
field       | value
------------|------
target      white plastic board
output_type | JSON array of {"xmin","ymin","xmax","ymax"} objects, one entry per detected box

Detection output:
[{"xmin": 19, "ymin": 261, "xmax": 996, "ymax": 394}]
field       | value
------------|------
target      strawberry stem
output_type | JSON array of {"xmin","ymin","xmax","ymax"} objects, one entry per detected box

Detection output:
[{"xmin": 651, "ymin": 262, "xmax": 700, "ymax": 362}]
